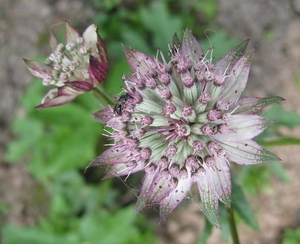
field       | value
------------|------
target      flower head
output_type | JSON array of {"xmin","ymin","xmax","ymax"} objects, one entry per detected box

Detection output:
[
  {"xmin": 24, "ymin": 22, "xmax": 108, "ymax": 108},
  {"xmin": 89, "ymin": 29, "xmax": 282, "ymax": 228}
]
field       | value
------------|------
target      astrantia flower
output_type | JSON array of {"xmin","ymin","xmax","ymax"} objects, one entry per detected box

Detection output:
[
  {"xmin": 24, "ymin": 22, "xmax": 108, "ymax": 108},
  {"xmin": 89, "ymin": 29, "xmax": 282, "ymax": 228}
]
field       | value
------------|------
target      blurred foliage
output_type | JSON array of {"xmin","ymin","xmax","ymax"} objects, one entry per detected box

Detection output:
[
  {"xmin": 6, "ymin": 81, "xmax": 102, "ymax": 182},
  {"xmin": 296, "ymin": 74, "xmax": 300, "ymax": 88},
  {"xmin": 3, "ymin": 80, "xmax": 158, "ymax": 244},
  {"xmin": 2, "ymin": 0, "xmax": 298, "ymax": 243},
  {"xmin": 92, "ymin": 0, "xmax": 229, "ymax": 95},
  {"xmin": 283, "ymin": 227, "xmax": 300, "ymax": 244},
  {"xmin": 237, "ymin": 103, "xmax": 300, "ymax": 196}
]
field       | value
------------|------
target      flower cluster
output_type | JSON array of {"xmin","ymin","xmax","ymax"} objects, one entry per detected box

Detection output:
[
  {"xmin": 24, "ymin": 22, "xmax": 108, "ymax": 108},
  {"xmin": 89, "ymin": 29, "xmax": 282, "ymax": 228}
]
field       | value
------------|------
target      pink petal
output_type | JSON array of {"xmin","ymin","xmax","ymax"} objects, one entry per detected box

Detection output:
[
  {"xmin": 181, "ymin": 28, "xmax": 204, "ymax": 61},
  {"xmin": 82, "ymin": 24, "xmax": 98, "ymax": 48},
  {"xmin": 218, "ymin": 140, "xmax": 281, "ymax": 165},
  {"xmin": 64, "ymin": 81, "xmax": 94, "ymax": 92},
  {"xmin": 234, "ymin": 96, "xmax": 285, "ymax": 114},
  {"xmin": 82, "ymin": 24, "xmax": 108, "ymax": 64},
  {"xmin": 195, "ymin": 171, "xmax": 221, "ymax": 229},
  {"xmin": 147, "ymin": 177, "xmax": 177, "ymax": 205},
  {"xmin": 103, "ymin": 160, "xmax": 145, "ymax": 178},
  {"xmin": 93, "ymin": 108, "xmax": 124, "ymax": 130},
  {"xmin": 36, "ymin": 94, "xmax": 77, "ymax": 109},
  {"xmin": 49, "ymin": 29, "xmax": 58, "ymax": 52},
  {"xmin": 135, "ymin": 169, "xmax": 157, "ymax": 213},
  {"xmin": 160, "ymin": 173, "xmax": 193, "ymax": 218},
  {"xmin": 215, "ymin": 39, "xmax": 249, "ymax": 77},
  {"xmin": 171, "ymin": 32, "xmax": 180, "ymax": 49},
  {"xmin": 93, "ymin": 107, "xmax": 115, "ymax": 123},
  {"xmin": 23, "ymin": 59, "xmax": 51, "ymax": 79},
  {"xmin": 219, "ymin": 50, "xmax": 254, "ymax": 105},
  {"xmin": 123, "ymin": 46, "xmax": 159, "ymax": 74},
  {"xmin": 136, "ymin": 169, "xmax": 177, "ymax": 213},
  {"xmin": 89, "ymin": 55, "xmax": 108, "ymax": 84},
  {"xmin": 55, "ymin": 86, "xmax": 79, "ymax": 96},
  {"xmin": 212, "ymin": 114, "xmax": 272, "ymax": 142},
  {"xmin": 97, "ymin": 34, "xmax": 108, "ymax": 64},
  {"xmin": 206, "ymin": 159, "xmax": 231, "ymax": 207},
  {"xmin": 89, "ymin": 146, "xmax": 133, "ymax": 167}
]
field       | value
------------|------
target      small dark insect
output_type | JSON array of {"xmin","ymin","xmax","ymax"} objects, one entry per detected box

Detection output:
[
  {"xmin": 114, "ymin": 93, "xmax": 132, "ymax": 115},
  {"xmin": 196, "ymin": 155, "xmax": 203, "ymax": 163}
]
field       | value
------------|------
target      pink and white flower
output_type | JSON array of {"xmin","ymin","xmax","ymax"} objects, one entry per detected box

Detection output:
[
  {"xmin": 89, "ymin": 29, "xmax": 282, "ymax": 228},
  {"xmin": 24, "ymin": 22, "xmax": 108, "ymax": 108}
]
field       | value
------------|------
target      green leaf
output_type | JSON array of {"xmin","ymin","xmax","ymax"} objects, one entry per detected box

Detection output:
[
  {"xmin": 74, "ymin": 91, "xmax": 104, "ymax": 111},
  {"xmin": 232, "ymin": 178, "xmax": 260, "ymax": 231},
  {"xmin": 201, "ymin": 31, "xmax": 239, "ymax": 60},
  {"xmin": 6, "ymin": 81, "xmax": 103, "ymax": 181},
  {"xmin": 104, "ymin": 58, "xmax": 131, "ymax": 95},
  {"xmin": 2, "ymin": 225, "xmax": 79, "ymax": 244},
  {"xmin": 259, "ymin": 137, "xmax": 300, "ymax": 147},
  {"xmin": 219, "ymin": 204, "xmax": 230, "ymax": 242},
  {"xmin": 32, "ymin": 102, "xmax": 94, "ymax": 125},
  {"xmin": 266, "ymin": 161, "xmax": 289, "ymax": 183},
  {"xmin": 140, "ymin": 1, "xmax": 183, "ymax": 55},
  {"xmin": 5, "ymin": 118, "xmax": 44, "ymax": 161},
  {"xmin": 283, "ymin": 227, "xmax": 300, "ymax": 244},
  {"xmin": 263, "ymin": 105, "xmax": 300, "ymax": 129},
  {"xmin": 199, "ymin": 218, "xmax": 213, "ymax": 244},
  {"xmin": 240, "ymin": 164, "xmax": 271, "ymax": 195},
  {"xmin": 121, "ymin": 27, "xmax": 152, "ymax": 54},
  {"xmin": 79, "ymin": 207, "xmax": 140, "ymax": 244},
  {"xmin": 296, "ymin": 74, "xmax": 300, "ymax": 89}
]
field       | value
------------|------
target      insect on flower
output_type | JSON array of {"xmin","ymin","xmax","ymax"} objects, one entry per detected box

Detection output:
[
  {"xmin": 89, "ymin": 28, "xmax": 283, "ymax": 228},
  {"xmin": 114, "ymin": 93, "xmax": 132, "ymax": 115}
]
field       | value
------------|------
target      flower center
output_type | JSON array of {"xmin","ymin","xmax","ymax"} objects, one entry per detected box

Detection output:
[{"xmin": 175, "ymin": 123, "xmax": 191, "ymax": 138}]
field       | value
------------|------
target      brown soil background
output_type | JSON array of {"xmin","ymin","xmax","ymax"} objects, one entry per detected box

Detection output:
[{"xmin": 1, "ymin": 0, "xmax": 300, "ymax": 243}]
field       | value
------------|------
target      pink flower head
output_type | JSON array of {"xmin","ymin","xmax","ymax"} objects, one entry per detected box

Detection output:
[
  {"xmin": 24, "ymin": 22, "xmax": 108, "ymax": 108},
  {"xmin": 89, "ymin": 29, "xmax": 282, "ymax": 228}
]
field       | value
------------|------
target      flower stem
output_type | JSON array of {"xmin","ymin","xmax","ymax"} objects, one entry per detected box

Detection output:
[
  {"xmin": 226, "ymin": 207, "xmax": 240, "ymax": 244},
  {"xmin": 93, "ymin": 85, "xmax": 115, "ymax": 106}
]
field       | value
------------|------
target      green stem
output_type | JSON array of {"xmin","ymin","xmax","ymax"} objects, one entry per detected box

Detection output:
[
  {"xmin": 93, "ymin": 85, "xmax": 115, "ymax": 106},
  {"xmin": 226, "ymin": 207, "xmax": 240, "ymax": 244}
]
